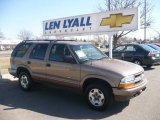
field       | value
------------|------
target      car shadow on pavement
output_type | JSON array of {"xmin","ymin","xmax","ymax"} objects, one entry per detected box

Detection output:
[
  {"xmin": 144, "ymin": 67, "xmax": 155, "ymax": 71},
  {"xmin": 0, "ymin": 79, "xmax": 129, "ymax": 119}
]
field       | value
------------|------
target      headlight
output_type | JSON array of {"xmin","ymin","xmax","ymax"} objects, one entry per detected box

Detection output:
[
  {"xmin": 120, "ymin": 75, "xmax": 135, "ymax": 84},
  {"xmin": 118, "ymin": 75, "xmax": 135, "ymax": 89}
]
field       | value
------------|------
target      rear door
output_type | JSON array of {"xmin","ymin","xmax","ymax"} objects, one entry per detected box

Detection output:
[
  {"xmin": 27, "ymin": 43, "xmax": 49, "ymax": 81},
  {"xmin": 123, "ymin": 45, "xmax": 136, "ymax": 62},
  {"xmin": 46, "ymin": 44, "xmax": 80, "ymax": 88},
  {"xmin": 112, "ymin": 45, "xmax": 126, "ymax": 59}
]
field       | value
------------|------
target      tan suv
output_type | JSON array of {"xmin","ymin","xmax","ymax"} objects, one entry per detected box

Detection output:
[{"xmin": 9, "ymin": 40, "xmax": 147, "ymax": 111}]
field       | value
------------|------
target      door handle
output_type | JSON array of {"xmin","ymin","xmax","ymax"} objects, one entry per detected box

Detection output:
[
  {"xmin": 121, "ymin": 53, "xmax": 124, "ymax": 58},
  {"xmin": 46, "ymin": 63, "xmax": 51, "ymax": 67},
  {"xmin": 27, "ymin": 61, "xmax": 31, "ymax": 64}
]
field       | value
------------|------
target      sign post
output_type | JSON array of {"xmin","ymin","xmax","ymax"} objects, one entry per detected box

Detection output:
[
  {"xmin": 43, "ymin": 7, "xmax": 139, "ymax": 58},
  {"xmin": 108, "ymin": 32, "xmax": 117, "ymax": 59},
  {"xmin": 109, "ymin": 35, "xmax": 113, "ymax": 59}
]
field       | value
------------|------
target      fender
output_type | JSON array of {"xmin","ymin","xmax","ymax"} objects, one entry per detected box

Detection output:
[
  {"xmin": 80, "ymin": 74, "xmax": 116, "ymax": 89},
  {"xmin": 16, "ymin": 64, "xmax": 32, "ymax": 75}
]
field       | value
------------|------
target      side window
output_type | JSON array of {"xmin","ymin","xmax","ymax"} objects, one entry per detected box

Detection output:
[
  {"xmin": 12, "ymin": 43, "xmax": 32, "ymax": 57},
  {"xmin": 49, "ymin": 44, "xmax": 75, "ymax": 63},
  {"xmin": 113, "ymin": 46, "xmax": 125, "ymax": 52},
  {"xmin": 64, "ymin": 46, "xmax": 72, "ymax": 56},
  {"xmin": 29, "ymin": 44, "xmax": 48, "ymax": 60},
  {"xmin": 125, "ymin": 46, "xmax": 136, "ymax": 52},
  {"xmin": 49, "ymin": 44, "xmax": 65, "ymax": 62}
]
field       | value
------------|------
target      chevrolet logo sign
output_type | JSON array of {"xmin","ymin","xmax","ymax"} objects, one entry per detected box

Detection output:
[{"xmin": 100, "ymin": 13, "xmax": 134, "ymax": 28}]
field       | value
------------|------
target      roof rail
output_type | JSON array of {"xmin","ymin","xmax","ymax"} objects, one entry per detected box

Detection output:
[
  {"xmin": 23, "ymin": 39, "xmax": 77, "ymax": 43},
  {"xmin": 54, "ymin": 40, "xmax": 76, "ymax": 42}
]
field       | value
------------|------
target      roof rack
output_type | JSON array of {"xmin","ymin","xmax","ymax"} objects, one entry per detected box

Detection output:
[{"xmin": 22, "ymin": 39, "xmax": 77, "ymax": 43}]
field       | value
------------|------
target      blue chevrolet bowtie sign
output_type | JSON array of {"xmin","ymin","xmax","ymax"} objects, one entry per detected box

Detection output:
[{"xmin": 43, "ymin": 8, "xmax": 139, "ymax": 36}]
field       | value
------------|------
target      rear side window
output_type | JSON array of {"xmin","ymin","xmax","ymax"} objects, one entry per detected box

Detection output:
[
  {"xmin": 49, "ymin": 44, "xmax": 76, "ymax": 63},
  {"xmin": 113, "ymin": 46, "xmax": 125, "ymax": 52},
  {"xmin": 29, "ymin": 44, "xmax": 48, "ymax": 60},
  {"xmin": 125, "ymin": 46, "xmax": 136, "ymax": 52},
  {"xmin": 49, "ymin": 44, "xmax": 65, "ymax": 62},
  {"xmin": 12, "ymin": 43, "xmax": 32, "ymax": 57}
]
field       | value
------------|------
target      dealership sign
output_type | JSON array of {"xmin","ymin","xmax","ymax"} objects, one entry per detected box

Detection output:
[{"xmin": 43, "ymin": 8, "xmax": 139, "ymax": 36}]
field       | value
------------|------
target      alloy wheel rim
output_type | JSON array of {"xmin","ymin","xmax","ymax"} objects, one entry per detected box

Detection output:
[
  {"xmin": 20, "ymin": 75, "xmax": 29, "ymax": 88},
  {"xmin": 89, "ymin": 88, "xmax": 105, "ymax": 107}
]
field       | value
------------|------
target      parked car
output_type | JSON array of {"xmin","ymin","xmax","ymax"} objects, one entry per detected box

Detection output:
[
  {"xmin": 145, "ymin": 44, "xmax": 160, "ymax": 52},
  {"xmin": 153, "ymin": 43, "xmax": 160, "ymax": 47},
  {"xmin": 106, "ymin": 44, "xmax": 160, "ymax": 68},
  {"xmin": 9, "ymin": 40, "xmax": 147, "ymax": 111}
]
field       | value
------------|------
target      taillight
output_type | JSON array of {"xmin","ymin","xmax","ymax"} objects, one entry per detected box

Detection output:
[{"xmin": 148, "ymin": 52, "xmax": 157, "ymax": 57}]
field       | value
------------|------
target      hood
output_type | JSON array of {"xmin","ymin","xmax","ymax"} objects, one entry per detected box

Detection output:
[{"xmin": 85, "ymin": 59, "xmax": 144, "ymax": 77}]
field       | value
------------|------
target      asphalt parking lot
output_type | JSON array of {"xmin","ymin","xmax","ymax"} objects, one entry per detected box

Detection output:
[{"xmin": 0, "ymin": 65, "xmax": 160, "ymax": 120}]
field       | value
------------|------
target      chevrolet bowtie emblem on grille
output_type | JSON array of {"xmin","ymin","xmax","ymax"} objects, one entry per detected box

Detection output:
[{"xmin": 100, "ymin": 13, "xmax": 134, "ymax": 28}]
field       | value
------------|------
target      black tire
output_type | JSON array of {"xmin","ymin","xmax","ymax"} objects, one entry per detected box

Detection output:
[
  {"xmin": 85, "ymin": 83, "xmax": 113, "ymax": 111},
  {"xmin": 19, "ymin": 72, "xmax": 33, "ymax": 91},
  {"xmin": 133, "ymin": 59, "xmax": 142, "ymax": 66}
]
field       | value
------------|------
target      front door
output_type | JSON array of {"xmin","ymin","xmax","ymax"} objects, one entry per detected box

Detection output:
[
  {"xmin": 123, "ymin": 45, "xmax": 136, "ymax": 62},
  {"xmin": 113, "ymin": 45, "xmax": 126, "ymax": 59},
  {"xmin": 46, "ymin": 44, "xmax": 80, "ymax": 87}
]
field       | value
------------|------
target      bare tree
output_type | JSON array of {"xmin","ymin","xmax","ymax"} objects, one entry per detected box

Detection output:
[
  {"xmin": 98, "ymin": 0, "xmax": 153, "ymax": 47},
  {"xmin": 18, "ymin": 30, "xmax": 33, "ymax": 40}
]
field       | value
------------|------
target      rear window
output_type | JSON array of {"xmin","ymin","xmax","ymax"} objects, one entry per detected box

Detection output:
[
  {"xmin": 29, "ymin": 44, "xmax": 48, "ymax": 60},
  {"xmin": 11, "ymin": 43, "xmax": 32, "ymax": 57},
  {"xmin": 148, "ymin": 44, "xmax": 160, "ymax": 51},
  {"xmin": 139, "ymin": 44, "xmax": 156, "ymax": 51}
]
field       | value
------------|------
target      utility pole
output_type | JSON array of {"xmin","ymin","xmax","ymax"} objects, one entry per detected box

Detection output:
[
  {"xmin": 144, "ymin": 0, "xmax": 147, "ymax": 41},
  {"xmin": 108, "ymin": 0, "xmax": 110, "ymax": 11}
]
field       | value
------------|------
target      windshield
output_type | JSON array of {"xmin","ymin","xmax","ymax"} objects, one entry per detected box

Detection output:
[
  {"xmin": 139, "ymin": 44, "xmax": 157, "ymax": 51},
  {"xmin": 70, "ymin": 44, "xmax": 107, "ymax": 62}
]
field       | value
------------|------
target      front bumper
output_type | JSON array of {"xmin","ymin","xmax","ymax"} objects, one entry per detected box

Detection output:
[
  {"xmin": 113, "ymin": 78, "xmax": 147, "ymax": 101},
  {"xmin": 143, "ymin": 57, "xmax": 160, "ymax": 65},
  {"xmin": 8, "ymin": 68, "xmax": 17, "ymax": 77}
]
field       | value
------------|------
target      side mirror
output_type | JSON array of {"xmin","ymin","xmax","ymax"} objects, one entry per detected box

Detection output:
[{"xmin": 64, "ymin": 55, "xmax": 76, "ymax": 64}]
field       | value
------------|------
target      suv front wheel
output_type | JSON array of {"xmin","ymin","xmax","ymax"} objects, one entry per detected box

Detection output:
[
  {"xmin": 85, "ymin": 83, "xmax": 113, "ymax": 111},
  {"xmin": 19, "ymin": 72, "xmax": 33, "ymax": 91}
]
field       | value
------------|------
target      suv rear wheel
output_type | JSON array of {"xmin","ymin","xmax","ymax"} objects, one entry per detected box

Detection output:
[
  {"xmin": 19, "ymin": 72, "xmax": 33, "ymax": 91},
  {"xmin": 85, "ymin": 83, "xmax": 113, "ymax": 111}
]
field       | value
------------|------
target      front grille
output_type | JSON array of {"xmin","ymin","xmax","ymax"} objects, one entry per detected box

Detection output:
[{"xmin": 134, "ymin": 72, "xmax": 144, "ymax": 84}]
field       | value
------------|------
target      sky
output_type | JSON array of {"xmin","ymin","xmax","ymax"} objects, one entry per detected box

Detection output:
[{"xmin": 0, "ymin": 0, "xmax": 160, "ymax": 40}]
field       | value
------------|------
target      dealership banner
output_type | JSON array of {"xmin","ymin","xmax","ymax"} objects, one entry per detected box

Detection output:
[{"xmin": 43, "ymin": 7, "xmax": 139, "ymax": 36}]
